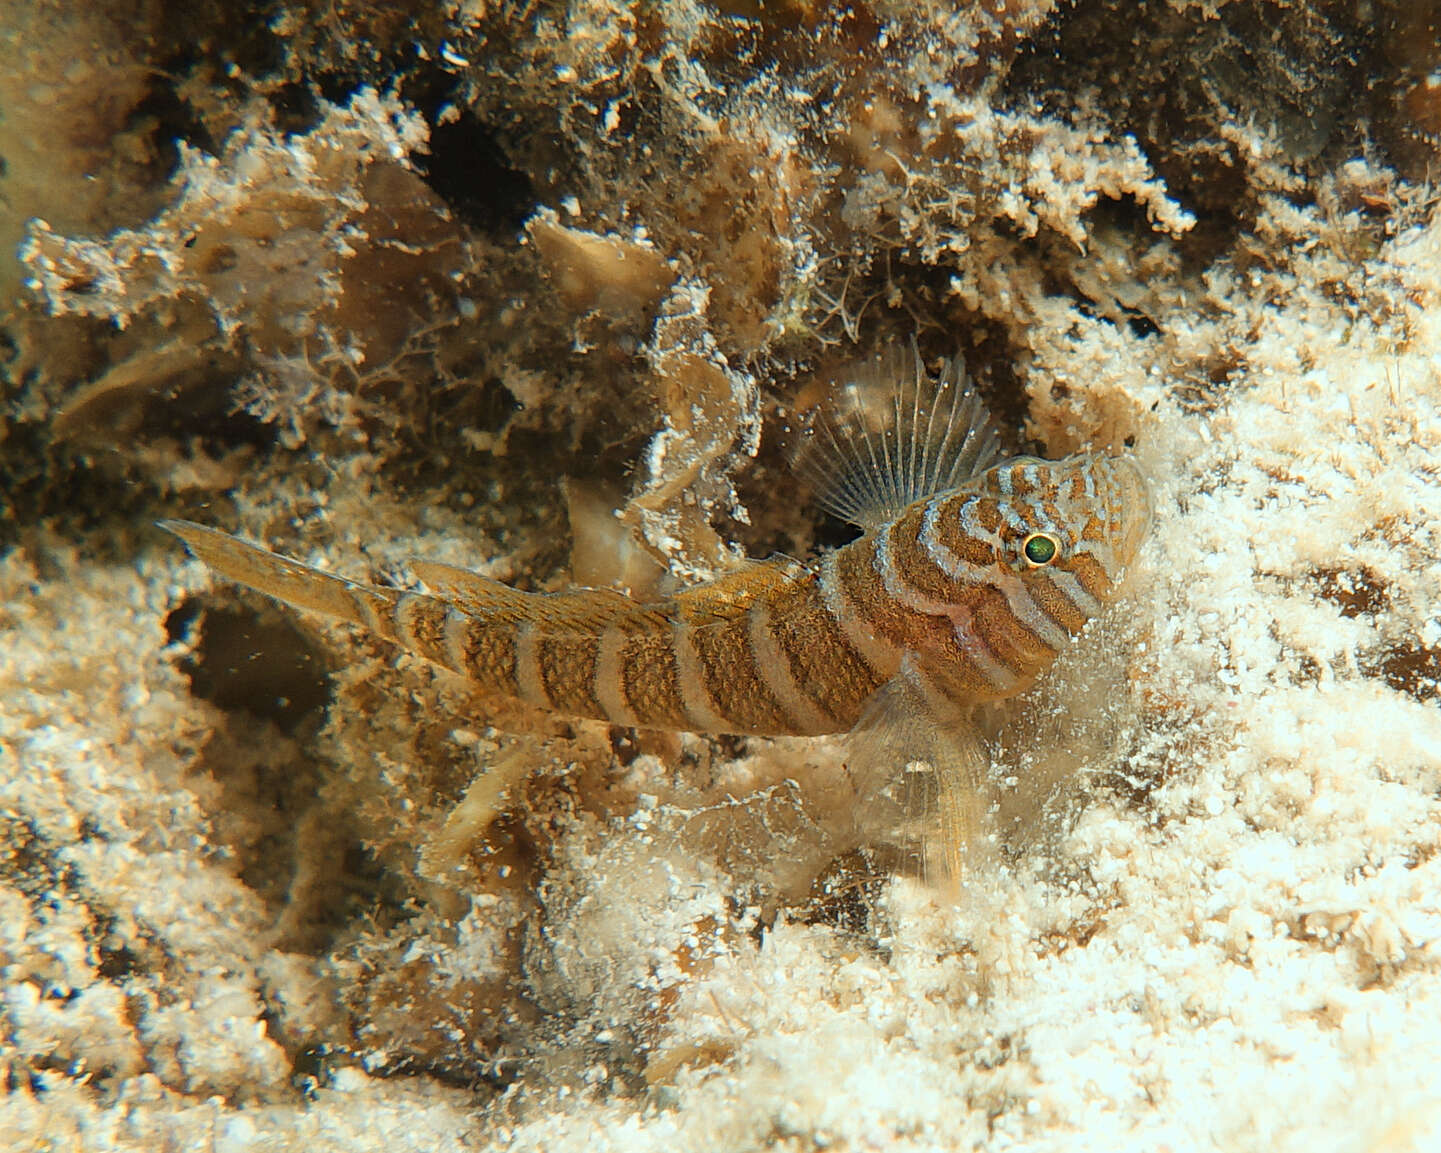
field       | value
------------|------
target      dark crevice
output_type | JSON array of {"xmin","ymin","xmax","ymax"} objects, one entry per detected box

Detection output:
[
  {"xmin": 268, "ymin": 79, "xmax": 327, "ymax": 136},
  {"xmin": 419, "ymin": 110, "xmax": 536, "ymax": 237},
  {"xmin": 172, "ymin": 599, "xmax": 333, "ymax": 735},
  {"xmin": 127, "ymin": 60, "xmax": 220, "ymax": 172}
]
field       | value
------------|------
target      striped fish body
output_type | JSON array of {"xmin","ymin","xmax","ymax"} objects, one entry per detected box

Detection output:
[
  {"xmin": 163, "ymin": 347, "xmax": 1154, "ymax": 885},
  {"xmin": 161, "ymin": 521, "xmax": 887, "ymax": 737},
  {"xmin": 159, "ymin": 450, "xmax": 1148, "ymax": 738},
  {"xmin": 370, "ymin": 557, "xmax": 890, "ymax": 738}
]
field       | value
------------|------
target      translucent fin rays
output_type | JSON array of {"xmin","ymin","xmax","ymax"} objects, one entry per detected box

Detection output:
[
  {"xmin": 797, "ymin": 342, "xmax": 1002, "ymax": 531},
  {"xmin": 846, "ymin": 661, "xmax": 995, "ymax": 890}
]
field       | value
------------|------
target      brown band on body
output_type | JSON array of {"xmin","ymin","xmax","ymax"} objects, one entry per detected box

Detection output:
[
  {"xmin": 889, "ymin": 503, "xmax": 978, "ymax": 601},
  {"xmin": 835, "ymin": 539, "xmax": 956, "ymax": 655},
  {"xmin": 1068, "ymin": 552, "xmax": 1114, "ymax": 602},
  {"xmin": 619, "ymin": 628, "xmax": 694, "ymax": 731},
  {"xmin": 394, "ymin": 594, "xmax": 455, "ymax": 668},
  {"xmin": 683, "ymin": 616, "xmax": 794, "ymax": 735},
  {"xmin": 970, "ymin": 586, "xmax": 1059, "ymax": 682},
  {"xmin": 931, "ymin": 497, "xmax": 1002, "ymax": 571},
  {"xmin": 458, "ymin": 616, "xmax": 520, "ymax": 696},
  {"xmin": 1025, "ymin": 573, "xmax": 1090, "ymax": 636},
  {"xmin": 763, "ymin": 580, "xmax": 887, "ymax": 729},
  {"xmin": 537, "ymin": 633, "xmax": 606, "ymax": 720}
]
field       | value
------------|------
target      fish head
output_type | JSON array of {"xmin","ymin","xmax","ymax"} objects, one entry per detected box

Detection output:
[{"xmin": 989, "ymin": 452, "xmax": 1153, "ymax": 619}]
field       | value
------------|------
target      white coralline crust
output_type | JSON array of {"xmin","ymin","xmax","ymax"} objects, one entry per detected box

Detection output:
[{"xmin": 5, "ymin": 4, "xmax": 1441, "ymax": 1152}]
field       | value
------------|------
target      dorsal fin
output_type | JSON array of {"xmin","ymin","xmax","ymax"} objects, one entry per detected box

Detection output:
[
  {"xmin": 412, "ymin": 559, "xmax": 664, "ymax": 632},
  {"xmin": 796, "ymin": 341, "xmax": 1001, "ymax": 530},
  {"xmin": 668, "ymin": 557, "xmax": 810, "ymax": 625},
  {"xmin": 409, "ymin": 560, "xmax": 540, "ymax": 615}
]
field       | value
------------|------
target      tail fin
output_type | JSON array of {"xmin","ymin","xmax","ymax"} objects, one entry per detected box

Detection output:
[{"xmin": 158, "ymin": 520, "xmax": 402, "ymax": 638}]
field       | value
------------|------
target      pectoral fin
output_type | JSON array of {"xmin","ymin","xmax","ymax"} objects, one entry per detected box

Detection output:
[{"xmin": 846, "ymin": 663, "xmax": 995, "ymax": 889}]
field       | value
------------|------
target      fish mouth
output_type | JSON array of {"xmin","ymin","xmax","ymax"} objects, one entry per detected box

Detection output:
[{"xmin": 1110, "ymin": 456, "xmax": 1154, "ymax": 565}]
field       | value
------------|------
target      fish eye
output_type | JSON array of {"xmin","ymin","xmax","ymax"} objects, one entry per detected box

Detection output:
[{"xmin": 1022, "ymin": 531, "xmax": 1060, "ymax": 567}]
